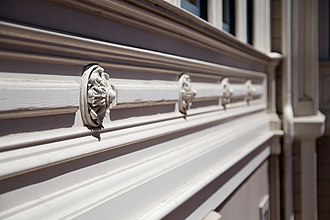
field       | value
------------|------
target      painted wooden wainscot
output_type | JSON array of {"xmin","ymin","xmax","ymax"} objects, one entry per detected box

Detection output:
[{"xmin": 0, "ymin": 1, "xmax": 282, "ymax": 219}]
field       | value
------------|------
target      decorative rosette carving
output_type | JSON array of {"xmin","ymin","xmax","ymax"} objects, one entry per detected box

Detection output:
[
  {"xmin": 220, "ymin": 78, "xmax": 234, "ymax": 107},
  {"xmin": 245, "ymin": 80, "xmax": 256, "ymax": 103},
  {"xmin": 179, "ymin": 74, "xmax": 197, "ymax": 114},
  {"xmin": 80, "ymin": 64, "xmax": 116, "ymax": 128}
]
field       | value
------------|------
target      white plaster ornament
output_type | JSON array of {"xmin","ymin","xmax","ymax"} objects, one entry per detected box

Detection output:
[
  {"xmin": 179, "ymin": 74, "xmax": 197, "ymax": 114},
  {"xmin": 220, "ymin": 78, "xmax": 234, "ymax": 107},
  {"xmin": 245, "ymin": 80, "xmax": 256, "ymax": 103},
  {"xmin": 80, "ymin": 64, "xmax": 116, "ymax": 128}
]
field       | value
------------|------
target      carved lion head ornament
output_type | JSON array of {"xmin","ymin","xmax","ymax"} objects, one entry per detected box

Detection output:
[{"xmin": 80, "ymin": 64, "xmax": 116, "ymax": 128}]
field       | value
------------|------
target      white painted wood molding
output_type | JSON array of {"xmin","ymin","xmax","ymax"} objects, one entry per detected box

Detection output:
[
  {"xmin": 187, "ymin": 147, "xmax": 271, "ymax": 220},
  {"xmin": 203, "ymin": 211, "xmax": 222, "ymax": 220},
  {"xmin": 0, "ymin": 1, "xmax": 283, "ymax": 219},
  {"xmin": 0, "ymin": 105, "xmax": 266, "ymax": 178},
  {"xmin": 111, "ymin": 79, "xmax": 179, "ymax": 108},
  {"xmin": 57, "ymin": 0, "xmax": 271, "ymax": 69},
  {"xmin": 0, "ymin": 20, "xmax": 268, "ymax": 156},
  {"xmin": 0, "ymin": 21, "xmax": 267, "ymax": 79},
  {"xmin": 0, "ymin": 111, "xmax": 273, "ymax": 220},
  {"xmin": 0, "ymin": 72, "xmax": 265, "ymax": 121},
  {"xmin": 0, "ymin": 21, "xmax": 267, "ymax": 122},
  {"xmin": 112, "ymin": 80, "xmax": 264, "ymax": 108}
]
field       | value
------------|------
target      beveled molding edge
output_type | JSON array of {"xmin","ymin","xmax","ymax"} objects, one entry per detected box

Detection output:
[{"xmin": 80, "ymin": 64, "xmax": 116, "ymax": 128}]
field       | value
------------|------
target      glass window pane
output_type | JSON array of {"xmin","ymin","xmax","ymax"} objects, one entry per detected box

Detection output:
[
  {"xmin": 247, "ymin": 0, "xmax": 254, "ymax": 44},
  {"xmin": 222, "ymin": 0, "xmax": 235, "ymax": 35},
  {"xmin": 182, "ymin": 0, "xmax": 200, "ymax": 16},
  {"xmin": 187, "ymin": 0, "xmax": 197, "ymax": 6},
  {"xmin": 181, "ymin": 0, "xmax": 207, "ymax": 21}
]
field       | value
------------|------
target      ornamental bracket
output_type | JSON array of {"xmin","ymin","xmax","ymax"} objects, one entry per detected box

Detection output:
[
  {"xmin": 80, "ymin": 64, "xmax": 116, "ymax": 128},
  {"xmin": 245, "ymin": 80, "xmax": 256, "ymax": 103},
  {"xmin": 179, "ymin": 74, "xmax": 197, "ymax": 114},
  {"xmin": 220, "ymin": 78, "xmax": 234, "ymax": 107}
]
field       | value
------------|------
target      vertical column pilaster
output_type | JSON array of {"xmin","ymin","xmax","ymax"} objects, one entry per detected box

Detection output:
[
  {"xmin": 208, "ymin": 0, "xmax": 222, "ymax": 29},
  {"xmin": 269, "ymin": 137, "xmax": 282, "ymax": 220},
  {"xmin": 164, "ymin": 0, "xmax": 181, "ymax": 7},
  {"xmin": 291, "ymin": 0, "xmax": 319, "ymax": 116},
  {"xmin": 290, "ymin": 1, "xmax": 324, "ymax": 218},
  {"xmin": 300, "ymin": 140, "xmax": 317, "ymax": 220},
  {"xmin": 236, "ymin": 0, "xmax": 247, "ymax": 42},
  {"xmin": 254, "ymin": 0, "xmax": 271, "ymax": 52},
  {"xmin": 293, "ymin": 113, "xmax": 325, "ymax": 220}
]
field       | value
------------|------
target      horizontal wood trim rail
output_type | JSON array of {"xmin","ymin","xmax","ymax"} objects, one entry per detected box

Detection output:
[
  {"xmin": 0, "ymin": 21, "xmax": 266, "ymax": 119},
  {"xmin": 0, "ymin": 20, "xmax": 268, "ymax": 155},
  {"xmin": 0, "ymin": 71, "xmax": 264, "ymax": 119},
  {"xmin": 0, "ymin": 111, "xmax": 273, "ymax": 219},
  {"xmin": 0, "ymin": 105, "xmax": 266, "ymax": 179}
]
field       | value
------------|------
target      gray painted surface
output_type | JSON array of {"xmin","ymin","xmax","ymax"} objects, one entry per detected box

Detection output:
[{"xmin": 217, "ymin": 160, "xmax": 269, "ymax": 220}]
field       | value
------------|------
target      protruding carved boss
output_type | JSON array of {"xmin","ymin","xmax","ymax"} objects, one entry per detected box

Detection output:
[
  {"xmin": 179, "ymin": 74, "xmax": 197, "ymax": 114},
  {"xmin": 80, "ymin": 64, "xmax": 116, "ymax": 128},
  {"xmin": 245, "ymin": 80, "xmax": 256, "ymax": 103},
  {"xmin": 220, "ymin": 78, "xmax": 234, "ymax": 107}
]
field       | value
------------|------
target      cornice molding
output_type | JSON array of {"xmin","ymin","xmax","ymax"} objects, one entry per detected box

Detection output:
[
  {"xmin": 57, "ymin": 0, "xmax": 272, "ymax": 69},
  {"xmin": 0, "ymin": 21, "xmax": 266, "ymax": 80}
]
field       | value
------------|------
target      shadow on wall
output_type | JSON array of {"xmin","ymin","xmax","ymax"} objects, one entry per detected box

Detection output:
[
  {"xmin": 317, "ymin": 135, "xmax": 330, "ymax": 220},
  {"xmin": 0, "ymin": 113, "xmax": 76, "ymax": 137}
]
